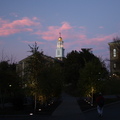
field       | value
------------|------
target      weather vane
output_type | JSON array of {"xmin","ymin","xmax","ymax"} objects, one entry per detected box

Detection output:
[{"xmin": 59, "ymin": 32, "xmax": 61, "ymax": 37}]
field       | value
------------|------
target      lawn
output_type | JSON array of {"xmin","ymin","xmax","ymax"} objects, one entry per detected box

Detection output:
[{"xmin": 0, "ymin": 100, "xmax": 62, "ymax": 116}]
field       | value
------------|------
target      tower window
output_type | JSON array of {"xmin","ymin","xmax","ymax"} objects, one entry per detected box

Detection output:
[
  {"xmin": 113, "ymin": 49, "xmax": 117, "ymax": 57},
  {"xmin": 113, "ymin": 63, "xmax": 116, "ymax": 69},
  {"xmin": 57, "ymin": 50, "xmax": 60, "ymax": 55}
]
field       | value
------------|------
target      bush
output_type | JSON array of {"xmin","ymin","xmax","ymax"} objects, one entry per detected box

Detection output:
[{"xmin": 12, "ymin": 95, "xmax": 24, "ymax": 110}]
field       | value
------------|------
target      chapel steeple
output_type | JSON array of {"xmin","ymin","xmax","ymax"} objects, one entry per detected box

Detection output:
[{"xmin": 55, "ymin": 33, "xmax": 65, "ymax": 61}]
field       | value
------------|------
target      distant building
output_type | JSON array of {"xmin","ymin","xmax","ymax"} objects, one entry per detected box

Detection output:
[
  {"xmin": 55, "ymin": 33, "xmax": 65, "ymax": 61},
  {"xmin": 17, "ymin": 33, "xmax": 65, "ymax": 78},
  {"xmin": 16, "ymin": 54, "xmax": 55, "ymax": 78},
  {"xmin": 108, "ymin": 40, "xmax": 120, "ymax": 76}
]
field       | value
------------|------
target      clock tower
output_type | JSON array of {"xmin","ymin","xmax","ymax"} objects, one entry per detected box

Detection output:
[{"xmin": 56, "ymin": 33, "xmax": 64, "ymax": 61}]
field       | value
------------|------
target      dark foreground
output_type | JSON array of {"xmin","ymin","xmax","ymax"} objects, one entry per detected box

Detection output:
[{"xmin": 0, "ymin": 93, "xmax": 120, "ymax": 120}]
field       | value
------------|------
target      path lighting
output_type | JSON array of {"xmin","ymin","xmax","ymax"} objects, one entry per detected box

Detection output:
[
  {"xmin": 38, "ymin": 109, "xmax": 42, "ymax": 111},
  {"xmin": 30, "ymin": 113, "xmax": 33, "ymax": 115},
  {"xmin": 48, "ymin": 104, "xmax": 51, "ymax": 106},
  {"xmin": 91, "ymin": 87, "xmax": 94, "ymax": 106}
]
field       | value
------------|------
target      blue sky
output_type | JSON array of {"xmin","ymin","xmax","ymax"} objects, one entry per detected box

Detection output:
[{"xmin": 0, "ymin": 0, "xmax": 120, "ymax": 62}]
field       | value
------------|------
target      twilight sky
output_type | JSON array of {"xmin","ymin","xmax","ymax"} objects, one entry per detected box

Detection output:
[{"xmin": 0, "ymin": 0, "xmax": 120, "ymax": 62}]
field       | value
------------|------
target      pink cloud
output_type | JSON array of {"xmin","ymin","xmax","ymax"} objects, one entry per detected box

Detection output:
[
  {"xmin": 35, "ymin": 22, "xmax": 73, "ymax": 41},
  {"xmin": 64, "ymin": 35, "xmax": 86, "ymax": 49},
  {"xmin": 99, "ymin": 26, "xmax": 104, "ymax": 29},
  {"xmin": 64, "ymin": 33, "xmax": 115, "ymax": 51},
  {"xmin": 0, "ymin": 18, "xmax": 8, "ymax": 25},
  {"xmin": 0, "ymin": 28, "xmax": 33, "ymax": 36},
  {"xmin": 2, "ymin": 17, "xmax": 39, "ymax": 28},
  {"xmin": 76, "ymin": 34, "xmax": 87, "ymax": 39},
  {"xmin": 90, "ymin": 34, "xmax": 115, "ymax": 42},
  {"xmin": 0, "ymin": 17, "xmax": 40, "ymax": 36},
  {"xmin": 32, "ymin": 17, "xmax": 39, "ymax": 20},
  {"xmin": 70, "ymin": 34, "xmax": 114, "ymax": 47},
  {"xmin": 60, "ymin": 22, "xmax": 72, "ymax": 30}
]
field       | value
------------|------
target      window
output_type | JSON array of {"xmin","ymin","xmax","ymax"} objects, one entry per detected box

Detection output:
[
  {"xmin": 113, "ymin": 63, "xmax": 116, "ymax": 69},
  {"xmin": 57, "ymin": 50, "xmax": 60, "ymax": 55},
  {"xmin": 113, "ymin": 49, "xmax": 117, "ymax": 57}
]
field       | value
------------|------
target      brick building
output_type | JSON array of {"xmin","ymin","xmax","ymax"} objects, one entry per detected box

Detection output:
[{"xmin": 108, "ymin": 40, "xmax": 120, "ymax": 76}]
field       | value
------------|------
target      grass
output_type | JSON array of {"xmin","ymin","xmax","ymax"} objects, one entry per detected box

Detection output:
[{"xmin": 0, "ymin": 100, "xmax": 62, "ymax": 116}]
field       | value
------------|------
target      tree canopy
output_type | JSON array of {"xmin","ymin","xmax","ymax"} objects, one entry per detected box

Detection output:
[
  {"xmin": 77, "ymin": 58, "xmax": 108, "ymax": 96},
  {"xmin": 63, "ymin": 49, "xmax": 108, "ymax": 96},
  {"xmin": 24, "ymin": 42, "xmax": 62, "ymax": 109},
  {"xmin": 0, "ymin": 61, "xmax": 22, "ymax": 108}
]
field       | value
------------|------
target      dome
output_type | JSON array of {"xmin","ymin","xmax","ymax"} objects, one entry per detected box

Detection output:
[{"xmin": 58, "ymin": 37, "xmax": 62, "ymax": 41}]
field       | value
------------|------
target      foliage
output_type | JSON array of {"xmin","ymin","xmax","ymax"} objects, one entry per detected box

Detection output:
[
  {"xmin": 63, "ymin": 49, "xmax": 100, "ymax": 86},
  {"xmin": 38, "ymin": 63, "xmax": 62, "ymax": 98},
  {"xmin": 63, "ymin": 50, "xmax": 83, "ymax": 85},
  {"xmin": 25, "ymin": 43, "xmax": 44, "ymax": 94},
  {"xmin": 103, "ymin": 76, "xmax": 120, "ymax": 95},
  {"xmin": 77, "ymin": 58, "xmax": 108, "ymax": 96},
  {"xmin": 25, "ymin": 42, "xmax": 62, "ymax": 106},
  {"xmin": 0, "ymin": 61, "xmax": 22, "ymax": 108}
]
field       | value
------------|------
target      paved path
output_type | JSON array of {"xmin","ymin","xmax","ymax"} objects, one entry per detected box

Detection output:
[
  {"xmin": 84, "ymin": 101, "xmax": 120, "ymax": 120},
  {"xmin": 51, "ymin": 93, "xmax": 86, "ymax": 120}
]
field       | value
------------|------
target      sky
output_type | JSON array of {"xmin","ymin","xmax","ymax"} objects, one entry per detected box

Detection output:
[{"xmin": 0, "ymin": 0, "xmax": 120, "ymax": 62}]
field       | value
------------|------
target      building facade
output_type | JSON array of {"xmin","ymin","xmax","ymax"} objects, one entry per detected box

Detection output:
[
  {"xmin": 16, "ymin": 55, "xmax": 55, "ymax": 78},
  {"xmin": 108, "ymin": 41, "xmax": 120, "ymax": 76},
  {"xmin": 55, "ymin": 33, "xmax": 65, "ymax": 61}
]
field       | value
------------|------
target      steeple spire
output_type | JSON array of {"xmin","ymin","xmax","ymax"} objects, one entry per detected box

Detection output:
[
  {"xmin": 59, "ymin": 32, "xmax": 61, "ymax": 37},
  {"xmin": 58, "ymin": 32, "xmax": 62, "ymax": 41}
]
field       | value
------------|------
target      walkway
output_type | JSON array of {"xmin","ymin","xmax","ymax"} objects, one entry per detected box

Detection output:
[
  {"xmin": 84, "ymin": 101, "xmax": 120, "ymax": 120},
  {"xmin": 51, "ymin": 93, "xmax": 86, "ymax": 120}
]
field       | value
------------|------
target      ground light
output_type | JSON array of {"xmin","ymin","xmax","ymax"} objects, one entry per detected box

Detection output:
[
  {"xmin": 91, "ymin": 87, "xmax": 94, "ymax": 106},
  {"xmin": 38, "ymin": 109, "xmax": 42, "ymax": 111},
  {"xmin": 30, "ymin": 113, "xmax": 33, "ymax": 115}
]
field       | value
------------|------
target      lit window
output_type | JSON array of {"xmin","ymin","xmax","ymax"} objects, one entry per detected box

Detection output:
[
  {"xmin": 113, "ymin": 63, "xmax": 116, "ymax": 69},
  {"xmin": 113, "ymin": 49, "xmax": 116, "ymax": 57}
]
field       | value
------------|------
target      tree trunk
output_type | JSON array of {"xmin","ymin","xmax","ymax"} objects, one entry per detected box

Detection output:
[{"xmin": 34, "ymin": 93, "xmax": 37, "ymax": 112}]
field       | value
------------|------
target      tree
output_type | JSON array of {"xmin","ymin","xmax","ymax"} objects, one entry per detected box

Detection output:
[
  {"xmin": 80, "ymin": 48, "xmax": 95, "ymax": 64},
  {"xmin": 63, "ymin": 49, "xmax": 99, "ymax": 87},
  {"xmin": 0, "ymin": 61, "xmax": 22, "ymax": 109},
  {"xmin": 38, "ymin": 62, "xmax": 62, "ymax": 100},
  {"xmin": 77, "ymin": 58, "xmax": 108, "ymax": 97},
  {"xmin": 25, "ymin": 42, "xmax": 63, "ymax": 110},
  {"xmin": 104, "ymin": 76, "xmax": 120, "ymax": 94},
  {"xmin": 25, "ymin": 42, "xmax": 45, "ymax": 110},
  {"xmin": 63, "ymin": 50, "xmax": 82, "ymax": 85}
]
